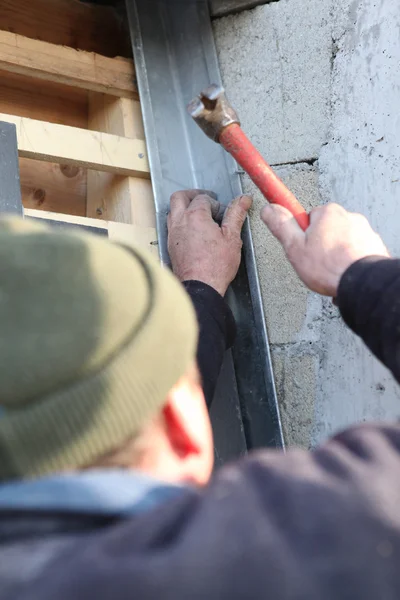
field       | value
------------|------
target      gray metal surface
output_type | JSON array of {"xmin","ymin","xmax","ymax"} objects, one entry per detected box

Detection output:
[
  {"xmin": 0, "ymin": 122, "xmax": 23, "ymax": 215},
  {"xmin": 126, "ymin": 0, "xmax": 283, "ymax": 455}
]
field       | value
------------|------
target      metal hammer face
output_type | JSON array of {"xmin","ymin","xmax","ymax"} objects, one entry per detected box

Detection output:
[{"xmin": 187, "ymin": 84, "xmax": 240, "ymax": 143}]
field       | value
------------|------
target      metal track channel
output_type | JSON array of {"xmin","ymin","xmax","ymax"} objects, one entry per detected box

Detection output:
[
  {"xmin": 126, "ymin": 0, "xmax": 284, "ymax": 457},
  {"xmin": 0, "ymin": 122, "xmax": 23, "ymax": 215},
  {"xmin": 0, "ymin": 12, "xmax": 283, "ymax": 456}
]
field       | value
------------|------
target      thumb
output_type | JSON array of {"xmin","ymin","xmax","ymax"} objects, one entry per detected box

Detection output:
[
  {"xmin": 260, "ymin": 203, "xmax": 304, "ymax": 251},
  {"xmin": 221, "ymin": 195, "xmax": 253, "ymax": 237}
]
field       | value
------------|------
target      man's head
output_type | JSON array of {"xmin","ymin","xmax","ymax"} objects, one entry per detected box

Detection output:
[
  {"xmin": 0, "ymin": 218, "xmax": 214, "ymax": 486},
  {"xmin": 89, "ymin": 365, "xmax": 213, "ymax": 485}
]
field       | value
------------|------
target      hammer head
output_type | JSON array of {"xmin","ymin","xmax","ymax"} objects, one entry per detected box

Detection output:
[{"xmin": 187, "ymin": 84, "xmax": 240, "ymax": 143}]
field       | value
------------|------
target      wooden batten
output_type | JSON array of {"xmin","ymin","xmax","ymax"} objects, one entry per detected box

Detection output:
[
  {"xmin": 87, "ymin": 93, "xmax": 156, "ymax": 227},
  {"xmin": 24, "ymin": 209, "xmax": 159, "ymax": 258},
  {"xmin": 0, "ymin": 31, "xmax": 137, "ymax": 99},
  {"xmin": 0, "ymin": 113, "xmax": 150, "ymax": 177},
  {"xmin": 20, "ymin": 159, "xmax": 87, "ymax": 217},
  {"xmin": 0, "ymin": 0, "xmax": 131, "ymax": 58},
  {"xmin": 0, "ymin": 70, "xmax": 88, "ymax": 128}
]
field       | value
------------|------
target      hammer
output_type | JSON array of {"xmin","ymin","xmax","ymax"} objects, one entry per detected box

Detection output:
[{"xmin": 187, "ymin": 84, "xmax": 310, "ymax": 231}]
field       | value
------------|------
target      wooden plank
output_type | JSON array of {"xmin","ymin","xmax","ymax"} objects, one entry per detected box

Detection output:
[
  {"xmin": 24, "ymin": 209, "xmax": 108, "ymax": 230},
  {"xmin": 86, "ymin": 172, "xmax": 156, "ymax": 226},
  {"xmin": 0, "ymin": 0, "xmax": 131, "ymax": 59},
  {"xmin": 24, "ymin": 209, "xmax": 159, "ymax": 257},
  {"xmin": 107, "ymin": 221, "xmax": 159, "ymax": 258},
  {"xmin": 88, "ymin": 94, "xmax": 145, "ymax": 140},
  {"xmin": 0, "ymin": 31, "xmax": 137, "ymax": 99},
  {"xmin": 87, "ymin": 93, "xmax": 156, "ymax": 226},
  {"xmin": 0, "ymin": 113, "xmax": 150, "ymax": 177},
  {"xmin": 20, "ymin": 158, "xmax": 87, "ymax": 217},
  {"xmin": 0, "ymin": 70, "xmax": 88, "ymax": 128}
]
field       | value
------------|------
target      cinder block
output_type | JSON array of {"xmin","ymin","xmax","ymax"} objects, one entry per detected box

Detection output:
[
  {"xmin": 244, "ymin": 164, "xmax": 321, "ymax": 344},
  {"xmin": 213, "ymin": 0, "xmax": 332, "ymax": 165},
  {"xmin": 272, "ymin": 350, "xmax": 318, "ymax": 448},
  {"xmin": 313, "ymin": 317, "xmax": 400, "ymax": 446}
]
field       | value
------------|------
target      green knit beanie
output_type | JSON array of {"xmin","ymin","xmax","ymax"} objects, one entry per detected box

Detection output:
[{"xmin": 0, "ymin": 217, "xmax": 198, "ymax": 481}]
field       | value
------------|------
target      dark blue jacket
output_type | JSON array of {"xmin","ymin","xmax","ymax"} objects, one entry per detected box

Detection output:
[{"xmin": 1, "ymin": 259, "xmax": 400, "ymax": 600}]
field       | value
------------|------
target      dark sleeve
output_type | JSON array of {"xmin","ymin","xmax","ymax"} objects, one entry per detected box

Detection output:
[
  {"xmin": 198, "ymin": 422, "xmax": 400, "ymax": 599},
  {"xmin": 183, "ymin": 281, "xmax": 236, "ymax": 408},
  {"xmin": 337, "ymin": 256, "xmax": 400, "ymax": 383}
]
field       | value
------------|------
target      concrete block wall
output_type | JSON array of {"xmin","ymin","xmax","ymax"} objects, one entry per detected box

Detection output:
[{"xmin": 213, "ymin": 0, "xmax": 400, "ymax": 447}]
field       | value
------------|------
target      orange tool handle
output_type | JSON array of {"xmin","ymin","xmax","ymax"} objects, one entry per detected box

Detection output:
[{"xmin": 219, "ymin": 123, "xmax": 310, "ymax": 231}]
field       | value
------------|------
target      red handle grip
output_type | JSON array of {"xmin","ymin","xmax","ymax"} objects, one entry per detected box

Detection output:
[{"xmin": 219, "ymin": 124, "xmax": 310, "ymax": 231}]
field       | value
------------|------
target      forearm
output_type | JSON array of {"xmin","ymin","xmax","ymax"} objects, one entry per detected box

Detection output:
[
  {"xmin": 338, "ymin": 256, "xmax": 400, "ymax": 382},
  {"xmin": 183, "ymin": 281, "xmax": 236, "ymax": 408}
]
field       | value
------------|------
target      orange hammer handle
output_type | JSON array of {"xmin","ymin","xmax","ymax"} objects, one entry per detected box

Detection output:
[{"xmin": 219, "ymin": 123, "xmax": 310, "ymax": 231}]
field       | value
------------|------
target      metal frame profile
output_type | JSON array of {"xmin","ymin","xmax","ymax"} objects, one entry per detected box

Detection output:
[
  {"xmin": 0, "ymin": 122, "xmax": 23, "ymax": 215},
  {"xmin": 126, "ymin": 0, "xmax": 284, "ymax": 457}
]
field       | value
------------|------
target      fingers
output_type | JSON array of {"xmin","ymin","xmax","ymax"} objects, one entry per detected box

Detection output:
[
  {"xmin": 309, "ymin": 203, "xmax": 348, "ymax": 224},
  {"xmin": 260, "ymin": 203, "xmax": 304, "ymax": 251},
  {"xmin": 170, "ymin": 189, "xmax": 214, "ymax": 218},
  {"xmin": 170, "ymin": 190, "xmax": 200, "ymax": 219},
  {"xmin": 187, "ymin": 194, "xmax": 221, "ymax": 221},
  {"xmin": 221, "ymin": 195, "xmax": 253, "ymax": 237}
]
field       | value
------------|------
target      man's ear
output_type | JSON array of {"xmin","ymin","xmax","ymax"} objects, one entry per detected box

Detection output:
[
  {"xmin": 162, "ymin": 371, "xmax": 214, "ymax": 485},
  {"xmin": 163, "ymin": 402, "xmax": 200, "ymax": 458}
]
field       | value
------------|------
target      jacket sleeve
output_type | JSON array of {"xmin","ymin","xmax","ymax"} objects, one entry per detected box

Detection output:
[
  {"xmin": 183, "ymin": 281, "xmax": 236, "ymax": 408},
  {"xmin": 337, "ymin": 256, "xmax": 400, "ymax": 383}
]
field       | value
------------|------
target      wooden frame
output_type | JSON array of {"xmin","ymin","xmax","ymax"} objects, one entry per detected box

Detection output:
[{"xmin": 0, "ymin": 11, "xmax": 157, "ymax": 246}]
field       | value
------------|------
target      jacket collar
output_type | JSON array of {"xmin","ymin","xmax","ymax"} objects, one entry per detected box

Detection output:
[{"xmin": 0, "ymin": 470, "xmax": 184, "ymax": 517}]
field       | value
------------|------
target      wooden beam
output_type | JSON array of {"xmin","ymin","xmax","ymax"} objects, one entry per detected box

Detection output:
[
  {"xmin": 20, "ymin": 158, "xmax": 87, "ymax": 217},
  {"xmin": 88, "ymin": 94, "xmax": 145, "ymax": 140},
  {"xmin": 87, "ymin": 93, "xmax": 156, "ymax": 226},
  {"xmin": 0, "ymin": 70, "xmax": 88, "ymax": 129},
  {"xmin": 0, "ymin": 113, "xmax": 150, "ymax": 177},
  {"xmin": 24, "ymin": 209, "xmax": 159, "ymax": 258},
  {"xmin": 0, "ymin": 0, "xmax": 131, "ymax": 59},
  {"xmin": 24, "ymin": 209, "xmax": 107, "ymax": 231},
  {"xmin": 108, "ymin": 221, "xmax": 159, "ymax": 258},
  {"xmin": 86, "ymin": 172, "xmax": 155, "ymax": 226},
  {"xmin": 0, "ymin": 31, "xmax": 137, "ymax": 99}
]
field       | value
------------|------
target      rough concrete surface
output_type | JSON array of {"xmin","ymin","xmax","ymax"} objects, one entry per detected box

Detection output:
[
  {"xmin": 243, "ymin": 164, "xmax": 323, "ymax": 445},
  {"xmin": 316, "ymin": 0, "xmax": 400, "ymax": 444},
  {"xmin": 243, "ymin": 164, "xmax": 322, "ymax": 345},
  {"xmin": 213, "ymin": 0, "xmax": 333, "ymax": 165},
  {"xmin": 273, "ymin": 351, "xmax": 318, "ymax": 448},
  {"xmin": 214, "ymin": 0, "xmax": 400, "ymax": 448}
]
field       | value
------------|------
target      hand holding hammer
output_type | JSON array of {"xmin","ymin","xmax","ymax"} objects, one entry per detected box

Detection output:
[{"xmin": 187, "ymin": 84, "xmax": 310, "ymax": 231}]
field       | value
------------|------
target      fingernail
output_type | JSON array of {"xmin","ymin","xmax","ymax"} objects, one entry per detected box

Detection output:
[{"xmin": 239, "ymin": 195, "xmax": 253, "ymax": 210}]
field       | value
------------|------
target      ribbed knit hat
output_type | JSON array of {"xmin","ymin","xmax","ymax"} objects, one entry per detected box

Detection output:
[{"xmin": 0, "ymin": 218, "xmax": 198, "ymax": 481}]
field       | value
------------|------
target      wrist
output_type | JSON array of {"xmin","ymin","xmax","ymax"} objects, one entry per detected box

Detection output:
[{"xmin": 178, "ymin": 273, "xmax": 227, "ymax": 297}]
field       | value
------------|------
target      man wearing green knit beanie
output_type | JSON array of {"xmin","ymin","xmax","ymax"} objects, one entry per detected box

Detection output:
[
  {"xmin": 0, "ymin": 190, "xmax": 251, "ymax": 485},
  {"xmin": 0, "ymin": 189, "xmax": 253, "ymax": 597},
  {"xmin": 4, "ymin": 185, "xmax": 400, "ymax": 600}
]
